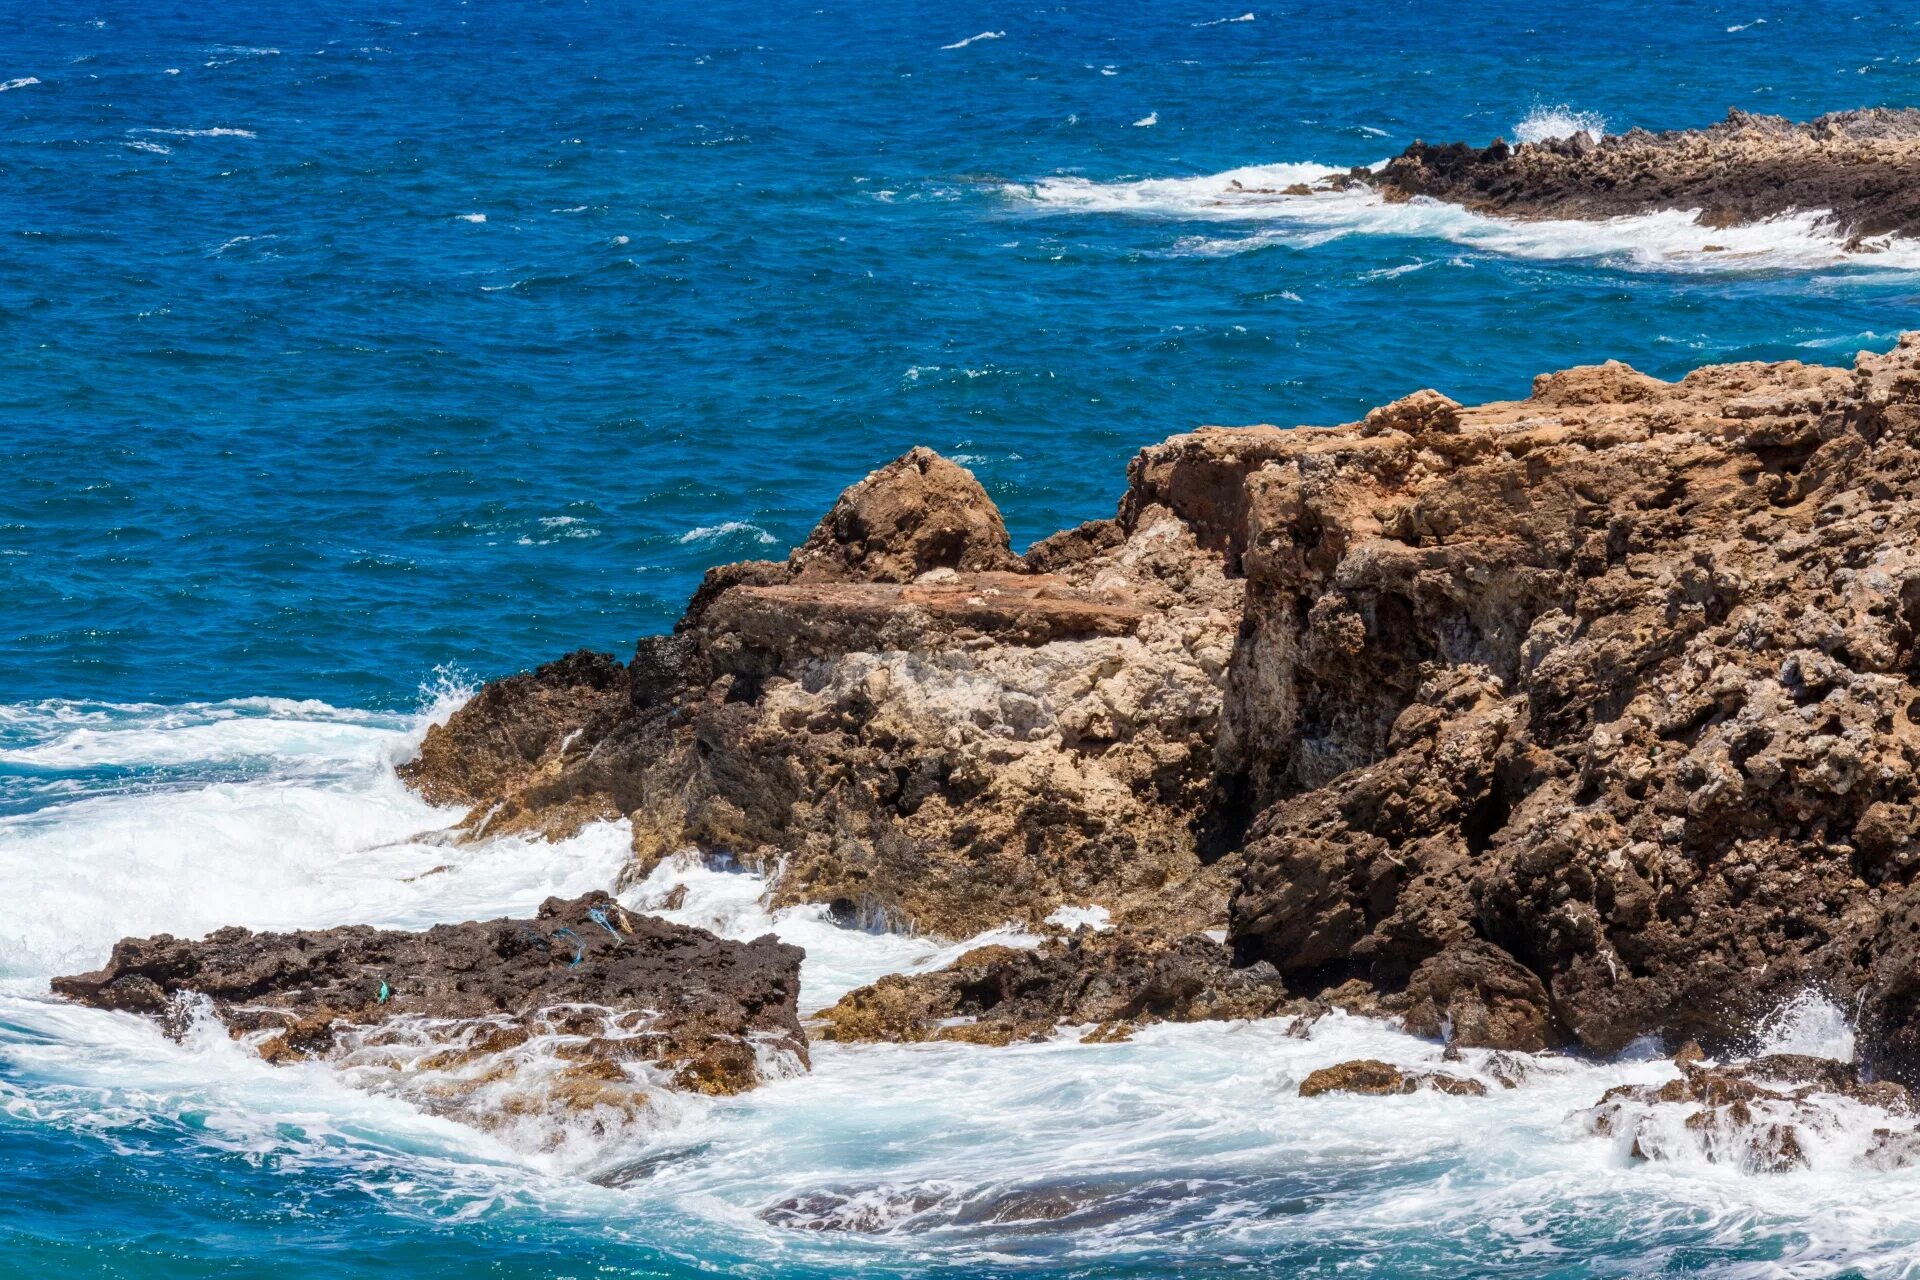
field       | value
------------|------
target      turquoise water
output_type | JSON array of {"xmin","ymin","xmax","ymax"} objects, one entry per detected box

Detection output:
[{"xmin": 8, "ymin": 1, "xmax": 1920, "ymax": 1274}]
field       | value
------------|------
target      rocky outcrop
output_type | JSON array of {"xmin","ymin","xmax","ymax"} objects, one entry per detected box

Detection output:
[
  {"xmin": 1220, "ymin": 335, "xmax": 1920, "ymax": 1071},
  {"xmin": 52, "ymin": 893, "xmax": 807, "ymax": 1129},
  {"xmin": 1360, "ymin": 108, "xmax": 1920, "ymax": 244},
  {"xmin": 404, "ymin": 328, "xmax": 1920, "ymax": 1076},
  {"xmin": 811, "ymin": 928, "xmax": 1292, "ymax": 1045},
  {"xmin": 407, "ymin": 450, "xmax": 1242, "ymax": 938}
]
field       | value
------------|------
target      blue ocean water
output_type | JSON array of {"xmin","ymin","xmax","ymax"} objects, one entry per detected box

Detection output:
[{"xmin": 8, "ymin": 1, "xmax": 1920, "ymax": 1275}]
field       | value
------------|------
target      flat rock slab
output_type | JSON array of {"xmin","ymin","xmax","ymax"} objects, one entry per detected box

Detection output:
[{"xmin": 52, "ymin": 891, "xmax": 807, "ymax": 1099}]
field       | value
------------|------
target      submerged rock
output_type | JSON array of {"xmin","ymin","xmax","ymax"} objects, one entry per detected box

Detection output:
[
  {"xmin": 1297, "ymin": 1058, "xmax": 1488, "ymax": 1098},
  {"xmin": 1581, "ymin": 1056, "xmax": 1916, "ymax": 1174},
  {"xmin": 52, "ymin": 893, "xmax": 807, "ymax": 1127},
  {"xmin": 1366, "ymin": 108, "xmax": 1920, "ymax": 242}
]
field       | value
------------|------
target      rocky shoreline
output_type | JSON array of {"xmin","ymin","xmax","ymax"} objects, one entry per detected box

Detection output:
[
  {"xmin": 54, "ymin": 331, "xmax": 1920, "ymax": 1157},
  {"xmin": 1333, "ymin": 108, "xmax": 1920, "ymax": 245}
]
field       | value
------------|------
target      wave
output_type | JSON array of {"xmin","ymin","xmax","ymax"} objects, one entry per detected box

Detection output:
[
  {"xmin": 1003, "ymin": 162, "xmax": 1920, "ymax": 273},
  {"xmin": 0, "ymin": 77, "xmax": 40, "ymax": 92},
  {"xmin": 1193, "ymin": 13, "xmax": 1255, "ymax": 26},
  {"xmin": 941, "ymin": 31, "xmax": 1004, "ymax": 50},
  {"xmin": 7, "ymin": 693, "xmax": 1920, "ymax": 1269},
  {"xmin": 129, "ymin": 126, "xmax": 257, "ymax": 138},
  {"xmin": 677, "ymin": 520, "xmax": 775, "ymax": 546},
  {"xmin": 1512, "ymin": 103, "xmax": 1608, "ymax": 143}
]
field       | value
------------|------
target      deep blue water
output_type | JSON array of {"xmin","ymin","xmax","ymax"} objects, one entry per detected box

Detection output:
[
  {"xmin": 9, "ymin": 2, "xmax": 1920, "ymax": 1276},
  {"xmin": 6, "ymin": 0, "xmax": 1920, "ymax": 708}
]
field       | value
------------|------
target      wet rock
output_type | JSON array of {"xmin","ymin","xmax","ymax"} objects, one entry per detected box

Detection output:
[
  {"xmin": 1367, "ymin": 108, "xmax": 1920, "ymax": 241},
  {"xmin": 1582, "ymin": 1057, "xmax": 1916, "ymax": 1173},
  {"xmin": 399, "ymin": 649, "xmax": 631, "ymax": 814},
  {"xmin": 52, "ymin": 893, "xmax": 807, "ymax": 1118},
  {"xmin": 1398, "ymin": 941, "xmax": 1555, "ymax": 1052},
  {"xmin": 1297, "ymin": 1058, "xmax": 1488, "ymax": 1098},
  {"xmin": 812, "ymin": 928, "xmax": 1292, "ymax": 1044}
]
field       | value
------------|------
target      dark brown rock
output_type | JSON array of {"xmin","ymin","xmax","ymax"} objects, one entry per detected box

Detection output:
[
  {"xmin": 51, "ymin": 893, "xmax": 807, "ymax": 1106},
  {"xmin": 1398, "ymin": 941, "xmax": 1555, "ymax": 1052},
  {"xmin": 812, "ymin": 928, "xmax": 1292, "ymax": 1044},
  {"xmin": 1368, "ymin": 108, "xmax": 1920, "ymax": 242}
]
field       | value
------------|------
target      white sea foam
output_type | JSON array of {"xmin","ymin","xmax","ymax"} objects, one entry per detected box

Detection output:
[
  {"xmin": 1132, "ymin": 111, "xmax": 1158, "ymax": 128},
  {"xmin": 1193, "ymin": 12, "xmax": 1255, "ymax": 26},
  {"xmin": 0, "ymin": 680, "xmax": 634, "ymax": 981},
  {"xmin": 0, "ymin": 77, "xmax": 41, "ymax": 92},
  {"xmin": 131, "ymin": 126, "xmax": 257, "ymax": 138},
  {"xmin": 455, "ymin": 212, "xmax": 486, "ymax": 223},
  {"xmin": 941, "ymin": 30, "xmax": 1004, "ymax": 50},
  {"xmin": 677, "ymin": 520, "xmax": 775, "ymax": 546},
  {"xmin": 10, "ymin": 686, "xmax": 1920, "ymax": 1262},
  {"xmin": 1004, "ymin": 162, "xmax": 1920, "ymax": 273},
  {"xmin": 1512, "ymin": 103, "xmax": 1608, "ymax": 143}
]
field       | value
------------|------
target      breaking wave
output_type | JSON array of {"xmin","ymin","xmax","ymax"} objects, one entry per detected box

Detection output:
[{"xmin": 1003, "ymin": 161, "xmax": 1920, "ymax": 273}]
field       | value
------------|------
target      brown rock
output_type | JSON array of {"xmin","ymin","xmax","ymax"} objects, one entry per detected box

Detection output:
[
  {"xmin": 51, "ymin": 893, "xmax": 808, "ymax": 1123},
  {"xmin": 812, "ymin": 928, "xmax": 1292, "ymax": 1044},
  {"xmin": 1297, "ymin": 1058, "xmax": 1487, "ymax": 1098},
  {"xmin": 788, "ymin": 446, "xmax": 1022, "ymax": 583},
  {"xmin": 1398, "ymin": 941, "xmax": 1555, "ymax": 1051},
  {"xmin": 1367, "ymin": 108, "xmax": 1920, "ymax": 241}
]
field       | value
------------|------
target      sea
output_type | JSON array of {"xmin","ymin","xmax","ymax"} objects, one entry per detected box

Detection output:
[{"xmin": 6, "ymin": 1, "xmax": 1920, "ymax": 1275}]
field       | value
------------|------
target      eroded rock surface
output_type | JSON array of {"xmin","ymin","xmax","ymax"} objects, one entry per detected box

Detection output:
[
  {"xmin": 52, "ymin": 893, "xmax": 807, "ymax": 1132},
  {"xmin": 811, "ymin": 929, "xmax": 1291, "ymax": 1046},
  {"xmin": 408, "ymin": 450, "xmax": 1241, "ymax": 938},
  {"xmin": 1364, "ymin": 108, "xmax": 1920, "ymax": 243},
  {"xmin": 403, "ymin": 330, "xmax": 1920, "ymax": 1073}
]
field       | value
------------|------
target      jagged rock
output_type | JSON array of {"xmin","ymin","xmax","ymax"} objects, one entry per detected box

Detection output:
[
  {"xmin": 1296, "ymin": 1058, "xmax": 1487, "ymax": 1098},
  {"xmin": 403, "ymin": 332, "xmax": 1920, "ymax": 1072},
  {"xmin": 1225, "ymin": 335, "xmax": 1920, "ymax": 1067},
  {"xmin": 406, "ymin": 448, "xmax": 1242, "ymax": 938},
  {"xmin": 811, "ymin": 928, "xmax": 1293, "ymax": 1044},
  {"xmin": 51, "ymin": 893, "xmax": 807, "ymax": 1118},
  {"xmin": 1365, "ymin": 108, "xmax": 1920, "ymax": 241}
]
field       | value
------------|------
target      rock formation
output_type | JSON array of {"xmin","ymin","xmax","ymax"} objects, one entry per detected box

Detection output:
[
  {"xmin": 811, "ymin": 928, "xmax": 1291, "ymax": 1045},
  {"xmin": 404, "ymin": 445, "xmax": 1242, "ymax": 939},
  {"xmin": 402, "ymin": 329, "xmax": 1920, "ymax": 1077},
  {"xmin": 52, "ymin": 893, "xmax": 807, "ymax": 1133},
  {"xmin": 1358, "ymin": 108, "xmax": 1920, "ymax": 244}
]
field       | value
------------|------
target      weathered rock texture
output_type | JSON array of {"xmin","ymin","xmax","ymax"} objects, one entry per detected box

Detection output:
[
  {"xmin": 1362, "ymin": 108, "xmax": 1920, "ymax": 244},
  {"xmin": 406, "ymin": 330, "xmax": 1920, "ymax": 1076},
  {"xmin": 53, "ymin": 893, "xmax": 807, "ymax": 1123},
  {"xmin": 407, "ymin": 450, "xmax": 1242, "ymax": 939},
  {"xmin": 811, "ymin": 929, "xmax": 1291, "ymax": 1046}
]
